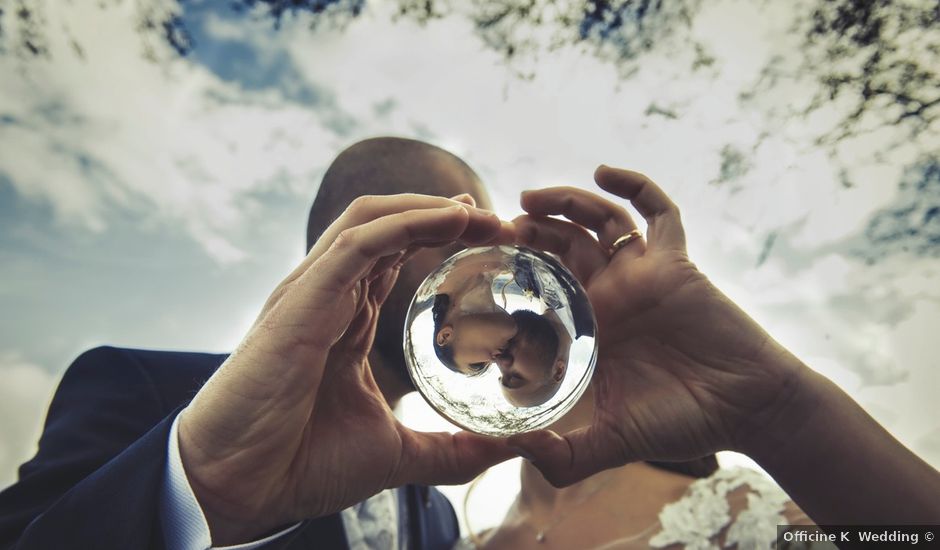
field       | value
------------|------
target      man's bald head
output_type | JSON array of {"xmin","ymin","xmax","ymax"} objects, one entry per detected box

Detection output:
[{"xmin": 307, "ymin": 137, "xmax": 491, "ymax": 251}]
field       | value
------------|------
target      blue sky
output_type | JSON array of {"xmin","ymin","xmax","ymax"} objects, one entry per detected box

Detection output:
[{"xmin": 1, "ymin": 0, "xmax": 938, "ymax": 531}]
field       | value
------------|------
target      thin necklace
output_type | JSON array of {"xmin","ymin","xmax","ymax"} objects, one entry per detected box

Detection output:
[{"xmin": 529, "ymin": 479, "xmax": 612, "ymax": 543}]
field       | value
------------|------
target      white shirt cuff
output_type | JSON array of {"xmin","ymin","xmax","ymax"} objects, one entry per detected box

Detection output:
[{"xmin": 160, "ymin": 412, "xmax": 302, "ymax": 550}]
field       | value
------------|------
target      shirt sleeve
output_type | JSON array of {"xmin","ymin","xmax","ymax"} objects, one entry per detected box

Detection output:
[{"xmin": 160, "ymin": 413, "xmax": 302, "ymax": 550}]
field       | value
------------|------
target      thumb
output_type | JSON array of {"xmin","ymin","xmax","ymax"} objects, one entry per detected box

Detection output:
[
  {"xmin": 396, "ymin": 429, "xmax": 516, "ymax": 486},
  {"xmin": 507, "ymin": 427, "xmax": 628, "ymax": 487}
]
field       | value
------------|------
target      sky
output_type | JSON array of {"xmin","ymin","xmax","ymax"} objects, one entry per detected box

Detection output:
[{"xmin": 1, "ymin": 0, "xmax": 938, "ymax": 535}]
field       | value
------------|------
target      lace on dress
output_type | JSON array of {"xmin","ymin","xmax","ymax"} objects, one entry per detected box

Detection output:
[
  {"xmin": 648, "ymin": 466, "xmax": 791, "ymax": 550},
  {"xmin": 457, "ymin": 467, "xmax": 800, "ymax": 550}
]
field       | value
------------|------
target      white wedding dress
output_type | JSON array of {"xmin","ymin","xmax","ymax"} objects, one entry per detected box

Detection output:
[{"xmin": 454, "ymin": 466, "xmax": 808, "ymax": 550}]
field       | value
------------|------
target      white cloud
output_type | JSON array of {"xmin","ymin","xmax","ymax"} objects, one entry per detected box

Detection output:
[{"xmin": 0, "ymin": 1, "xmax": 345, "ymax": 264}]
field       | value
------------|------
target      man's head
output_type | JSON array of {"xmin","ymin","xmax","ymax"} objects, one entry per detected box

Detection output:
[
  {"xmin": 432, "ymin": 294, "xmax": 517, "ymax": 376},
  {"xmin": 307, "ymin": 137, "xmax": 492, "ymax": 402},
  {"xmin": 496, "ymin": 309, "xmax": 565, "ymax": 407}
]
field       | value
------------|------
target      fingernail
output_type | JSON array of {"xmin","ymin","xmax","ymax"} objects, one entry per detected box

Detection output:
[
  {"xmin": 470, "ymin": 206, "xmax": 497, "ymax": 217},
  {"xmin": 519, "ymin": 191, "xmax": 531, "ymax": 207}
]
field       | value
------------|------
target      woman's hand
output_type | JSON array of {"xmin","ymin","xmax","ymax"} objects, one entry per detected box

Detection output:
[
  {"xmin": 506, "ymin": 166, "xmax": 808, "ymax": 486},
  {"xmin": 178, "ymin": 194, "xmax": 516, "ymax": 544}
]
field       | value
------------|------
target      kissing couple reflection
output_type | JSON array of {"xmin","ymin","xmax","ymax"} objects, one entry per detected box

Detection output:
[{"xmin": 430, "ymin": 246, "xmax": 593, "ymax": 407}]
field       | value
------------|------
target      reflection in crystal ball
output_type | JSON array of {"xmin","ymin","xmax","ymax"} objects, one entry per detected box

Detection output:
[{"xmin": 404, "ymin": 245, "xmax": 597, "ymax": 436}]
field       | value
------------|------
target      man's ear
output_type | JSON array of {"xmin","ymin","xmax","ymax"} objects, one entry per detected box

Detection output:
[
  {"xmin": 552, "ymin": 359, "xmax": 567, "ymax": 382},
  {"xmin": 436, "ymin": 326, "xmax": 454, "ymax": 346}
]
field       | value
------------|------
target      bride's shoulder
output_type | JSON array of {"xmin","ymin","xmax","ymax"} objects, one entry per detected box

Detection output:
[{"xmin": 648, "ymin": 466, "xmax": 812, "ymax": 549}]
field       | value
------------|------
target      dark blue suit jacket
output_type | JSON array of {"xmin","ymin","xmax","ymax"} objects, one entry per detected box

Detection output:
[{"xmin": 0, "ymin": 347, "xmax": 460, "ymax": 550}]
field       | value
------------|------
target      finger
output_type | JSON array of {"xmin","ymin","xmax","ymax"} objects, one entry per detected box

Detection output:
[
  {"xmin": 368, "ymin": 219, "xmax": 486, "ymax": 284},
  {"xmin": 457, "ymin": 212, "xmax": 503, "ymax": 245},
  {"xmin": 395, "ymin": 429, "xmax": 516, "ymax": 486},
  {"xmin": 365, "ymin": 194, "xmax": 501, "ymax": 282},
  {"xmin": 475, "ymin": 220, "xmax": 517, "ymax": 247},
  {"xmin": 389, "ymin": 194, "xmax": 476, "ymax": 262},
  {"xmin": 368, "ymin": 267, "xmax": 401, "ymax": 307},
  {"xmin": 506, "ymin": 427, "xmax": 630, "ymax": 487},
  {"xmin": 281, "ymin": 194, "xmax": 483, "ymax": 288},
  {"xmin": 392, "ymin": 218, "xmax": 512, "ymax": 268},
  {"xmin": 593, "ymin": 165, "xmax": 686, "ymax": 251},
  {"xmin": 397, "ymin": 194, "xmax": 500, "ymax": 247},
  {"xmin": 513, "ymin": 214, "xmax": 608, "ymax": 283},
  {"xmin": 310, "ymin": 206, "xmax": 473, "ymax": 290},
  {"xmin": 367, "ymin": 251, "xmax": 407, "ymax": 282},
  {"xmin": 519, "ymin": 186, "xmax": 639, "ymax": 251},
  {"xmin": 310, "ymin": 194, "xmax": 499, "ymax": 263}
]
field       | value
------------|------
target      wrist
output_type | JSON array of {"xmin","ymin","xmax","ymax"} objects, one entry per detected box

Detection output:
[
  {"xmin": 177, "ymin": 410, "xmax": 286, "ymax": 546},
  {"xmin": 732, "ymin": 357, "xmax": 827, "ymax": 461},
  {"xmin": 184, "ymin": 468, "xmax": 277, "ymax": 546}
]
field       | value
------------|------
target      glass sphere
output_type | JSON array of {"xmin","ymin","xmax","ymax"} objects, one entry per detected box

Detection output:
[{"xmin": 404, "ymin": 245, "xmax": 597, "ymax": 436}]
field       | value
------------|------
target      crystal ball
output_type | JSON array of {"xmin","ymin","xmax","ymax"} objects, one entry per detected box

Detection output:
[{"xmin": 404, "ymin": 245, "xmax": 598, "ymax": 436}]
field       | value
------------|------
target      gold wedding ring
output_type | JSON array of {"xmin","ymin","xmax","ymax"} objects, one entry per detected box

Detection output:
[{"xmin": 609, "ymin": 229, "xmax": 643, "ymax": 256}]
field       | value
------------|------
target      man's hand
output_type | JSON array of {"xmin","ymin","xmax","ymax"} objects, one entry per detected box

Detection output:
[
  {"xmin": 178, "ymin": 194, "xmax": 516, "ymax": 545},
  {"xmin": 506, "ymin": 166, "xmax": 808, "ymax": 486}
]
